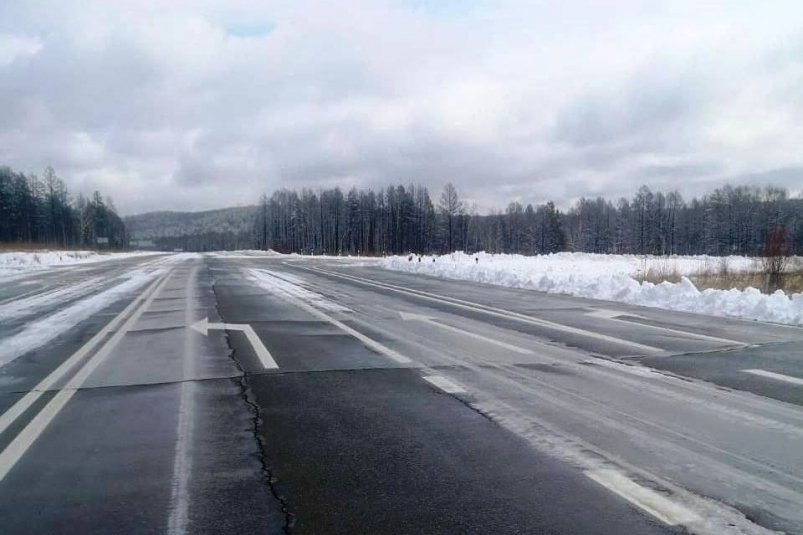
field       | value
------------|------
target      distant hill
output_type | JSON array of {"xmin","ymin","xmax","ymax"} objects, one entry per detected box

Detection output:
[{"xmin": 124, "ymin": 206, "xmax": 257, "ymax": 251}]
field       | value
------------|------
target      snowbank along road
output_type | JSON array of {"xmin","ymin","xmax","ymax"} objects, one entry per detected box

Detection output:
[{"xmin": 1, "ymin": 253, "xmax": 803, "ymax": 534}]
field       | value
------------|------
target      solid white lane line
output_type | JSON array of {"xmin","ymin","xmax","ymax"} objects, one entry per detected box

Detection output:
[
  {"xmin": 248, "ymin": 269, "xmax": 412, "ymax": 365},
  {"xmin": 307, "ymin": 266, "xmax": 662, "ymax": 354},
  {"xmin": 168, "ymin": 265, "xmax": 199, "ymax": 535},
  {"xmin": 0, "ymin": 272, "xmax": 164, "ymax": 437},
  {"xmin": 742, "ymin": 369, "xmax": 803, "ymax": 386},
  {"xmin": 586, "ymin": 469, "xmax": 699, "ymax": 526},
  {"xmin": 399, "ymin": 311, "xmax": 535, "ymax": 355},
  {"xmin": 423, "ymin": 375, "xmax": 466, "ymax": 394},
  {"xmin": 0, "ymin": 269, "xmax": 174, "ymax": 482},
  {"xmin": 190, "ymin": 317, "xmax": 278, "ymax": 369},
  {"xmin": 586, "ymin": 309, "xmax": 746, "ymax": 347}
]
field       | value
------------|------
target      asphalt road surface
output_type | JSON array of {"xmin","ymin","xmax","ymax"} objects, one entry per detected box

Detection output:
[{"xmin": 1, "ymin": 253, "xmax": 802, "ymax": 534}]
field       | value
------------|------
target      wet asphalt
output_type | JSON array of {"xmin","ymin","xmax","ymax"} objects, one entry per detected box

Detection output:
[{"xmin": 1, "ymin": 254, "xmax": 802, "ymax": 534}]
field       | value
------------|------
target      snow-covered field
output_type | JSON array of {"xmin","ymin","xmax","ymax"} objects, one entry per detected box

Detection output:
[
  {"xmin": 0, "ymin": 250, "xmax": 159, "ymax": 279},
  {"xmin": 380, "ymin": 252, "xmax": 803, "ymax": 326}
]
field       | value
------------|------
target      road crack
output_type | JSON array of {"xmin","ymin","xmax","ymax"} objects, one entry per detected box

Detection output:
[{"xmin": 211, "ymin": 276, "xmax": 295, "ymax": 534}]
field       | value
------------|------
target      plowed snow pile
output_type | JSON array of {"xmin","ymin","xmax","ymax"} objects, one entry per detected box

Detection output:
[{"xmin": 380, "ymin": 252, "xmax": 803, "ymax": 326}]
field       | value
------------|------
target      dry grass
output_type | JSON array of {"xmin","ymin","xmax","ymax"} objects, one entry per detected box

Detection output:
[
  {"xmin": 691, "ymin": 269, "xmax": 803, "ymax": 293},
  {"xmin": 639, "ymin": 260, "xmax": 683, "ymax": 285},
  {"xmin": 640, "ymin": 256, "xmax": 803, "ymax": 293}
]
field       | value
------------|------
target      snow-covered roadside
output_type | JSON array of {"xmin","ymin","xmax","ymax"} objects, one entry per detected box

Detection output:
[
  {"xmin": 0, "ymin": 269, "xmax": 159, "ymax": 368},
  {"xmin": 205, "ymin": 249, "xmax": 374, "ymax": 262},
  {"xmin": 379, "ymin": 252, "xmax": 803, "ymax": 326},
  {"xmin": 0, "ymin": 250, "xmax": 160, "ymax": 279}
]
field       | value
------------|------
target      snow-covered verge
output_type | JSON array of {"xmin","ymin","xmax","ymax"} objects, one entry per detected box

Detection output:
[
  {"xmin": 205, "ymin": 249, "xmax": 378, "ymax": 261},
  {"xmin": 0, "ymin": 250, "xmax": 159, "ymax": 279},
  {"xmin": 379, "ymin": 252, "xmax": 803, "ymax": 326}
]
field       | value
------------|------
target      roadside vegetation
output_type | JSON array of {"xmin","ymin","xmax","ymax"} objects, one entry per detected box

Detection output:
[
  {"xmin": 0, "ymin": 165, "xmax": 127, "ymax": 249},
  {"xmin": 641, "ymin": 256, "xmax": 803, "ymax": 294},
  {"xmin": 639, "ymin": 225, "xmax": 800, "ymax": 293}
]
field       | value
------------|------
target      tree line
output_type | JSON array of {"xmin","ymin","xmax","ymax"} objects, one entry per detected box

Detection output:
[
  {"xmin": 0, "ymin": 166, "xmax": 127, "ymax": 248},
  {"xmin": 254, "ymin": 183, "xmax": 803, "ymax": 256}
]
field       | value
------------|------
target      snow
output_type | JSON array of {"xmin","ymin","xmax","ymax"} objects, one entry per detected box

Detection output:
[
  {"xmin": 162, "ymin": 252, "xmax": 203, "ymax": 262},
  {"xmin": 205, "ymin": 250, "xmax": 284, "ymax": 259},
  {"xmin": 379, "ymin": 252, "xmax": 803, "ymax": 326},
  {"xmin": 0, "ymin": 269, "xmax": 159, "ymax": 368},
  {"xmin": 205, "ymin": 249, "xmax": 378, "ymax": 261},
  {"xmin": 0, "ymin": 276, "xmax": 107, "ymax": 322},
  {"xmin": 0, "ymin": 250, "xmax": 160, "ymax": 279},
  {"xmin": 246, "ymin": 268, "xmax": 350, "ymax": 312}
]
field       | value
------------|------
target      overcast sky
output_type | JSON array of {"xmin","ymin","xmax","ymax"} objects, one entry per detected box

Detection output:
[{"xmin": 1, "ymin": 1, "xmax": 802, "ymax": 215}]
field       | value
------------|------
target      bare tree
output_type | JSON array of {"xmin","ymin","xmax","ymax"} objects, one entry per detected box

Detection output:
[
  {"xmin": 762, "ymin": 225, "xmax": 790, "ymax": 292},
  {"xmin": 439, "ymin": 183, "xmax": 463, "ymax": 251}
]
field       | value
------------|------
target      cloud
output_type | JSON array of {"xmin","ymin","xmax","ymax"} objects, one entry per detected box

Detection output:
[
  {"xmin": 0, "ymin": 0, "xmax": 802, "ymax": 214},
  {"xmin": 0, "ymin": 34, "xmax": 42, "ymax": 66}
]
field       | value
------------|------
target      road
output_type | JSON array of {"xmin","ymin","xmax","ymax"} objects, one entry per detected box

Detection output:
[{"xmin": 1, "ymin": 253, "xmax": 802, "ymax": 534}]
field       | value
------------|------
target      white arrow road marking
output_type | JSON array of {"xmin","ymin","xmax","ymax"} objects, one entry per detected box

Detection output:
[
  {"xmin": 423, "ymin": 375, "xmax": 466, "ymax": 394},
  {"xmin": 586, "ymin": 469, "xmax": 700, "ymax": 526},
  {"xmin": 399, "ymin": 311, "xmax": 535, "ymax": 355},
  {"xmin": 190, "ymin": 318, "xmax": 278, "ymax": 369},
  {"xmin": 741, "ymin": 369, "xmax": 803, "ymax": 386},
  {"xmin": 586, "ymin": 308, "xmax": 746, "ymax": 347}
]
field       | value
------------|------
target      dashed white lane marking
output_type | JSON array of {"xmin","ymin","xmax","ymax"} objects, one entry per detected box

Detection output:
[
  {"xmin": 305, "ymin": 266, "xmax": 662, "ymax": 355},
  {"xmin": 423, "ymin": 375, "xmax": 466, "ymax": 394},
  {"xmin": 399, "ymin": 312, "xmax": 535, "ymax": 355},
  {"xmin": 742, "ymin": 369, "xmax": 803, "ymax": 386},
  {"xmin": 248, "ymin": 269, "xmax": 412, "ymax": 365},
  {"xmin": 586, "ymin": 469, "xmax": 699, "ymax": 526}
]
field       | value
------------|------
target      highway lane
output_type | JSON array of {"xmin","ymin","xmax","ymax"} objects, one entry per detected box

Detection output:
[
  {"xmin": 0, "ymin": 256, "xmax": 280, "ymax": 533},
  {"xmin": 0, "ymin": 253, "xmax": 167, "ymax": 306},
  {"xmin": 0, "ymin": 253, "xmax": 802, "ymax": 534}
]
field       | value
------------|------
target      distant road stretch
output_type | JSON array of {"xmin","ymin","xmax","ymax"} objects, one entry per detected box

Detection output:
[{"xmin": 1, "ymin": 253, "xmax": 802, "ymax": 534}]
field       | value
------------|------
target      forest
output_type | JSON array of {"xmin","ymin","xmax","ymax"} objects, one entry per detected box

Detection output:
[
  {"xmin": 0, "ymin": 166, "xmax": 127, "ymax": 248},
  {"xmin": 3, "ymin": 161, "xmax": 801, "ymax": 258},
  {"xmin": 125, "ymin": 206, "xmax": 257, "ymax": 251},
  {"xmin": 254, "ymin": 183, "xmax": 803, "ymax": 257}
]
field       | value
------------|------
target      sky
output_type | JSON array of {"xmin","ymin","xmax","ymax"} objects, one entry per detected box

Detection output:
[{"xmin": 1, "ymin": 0, "xmax": 802, "ymax": 215}]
